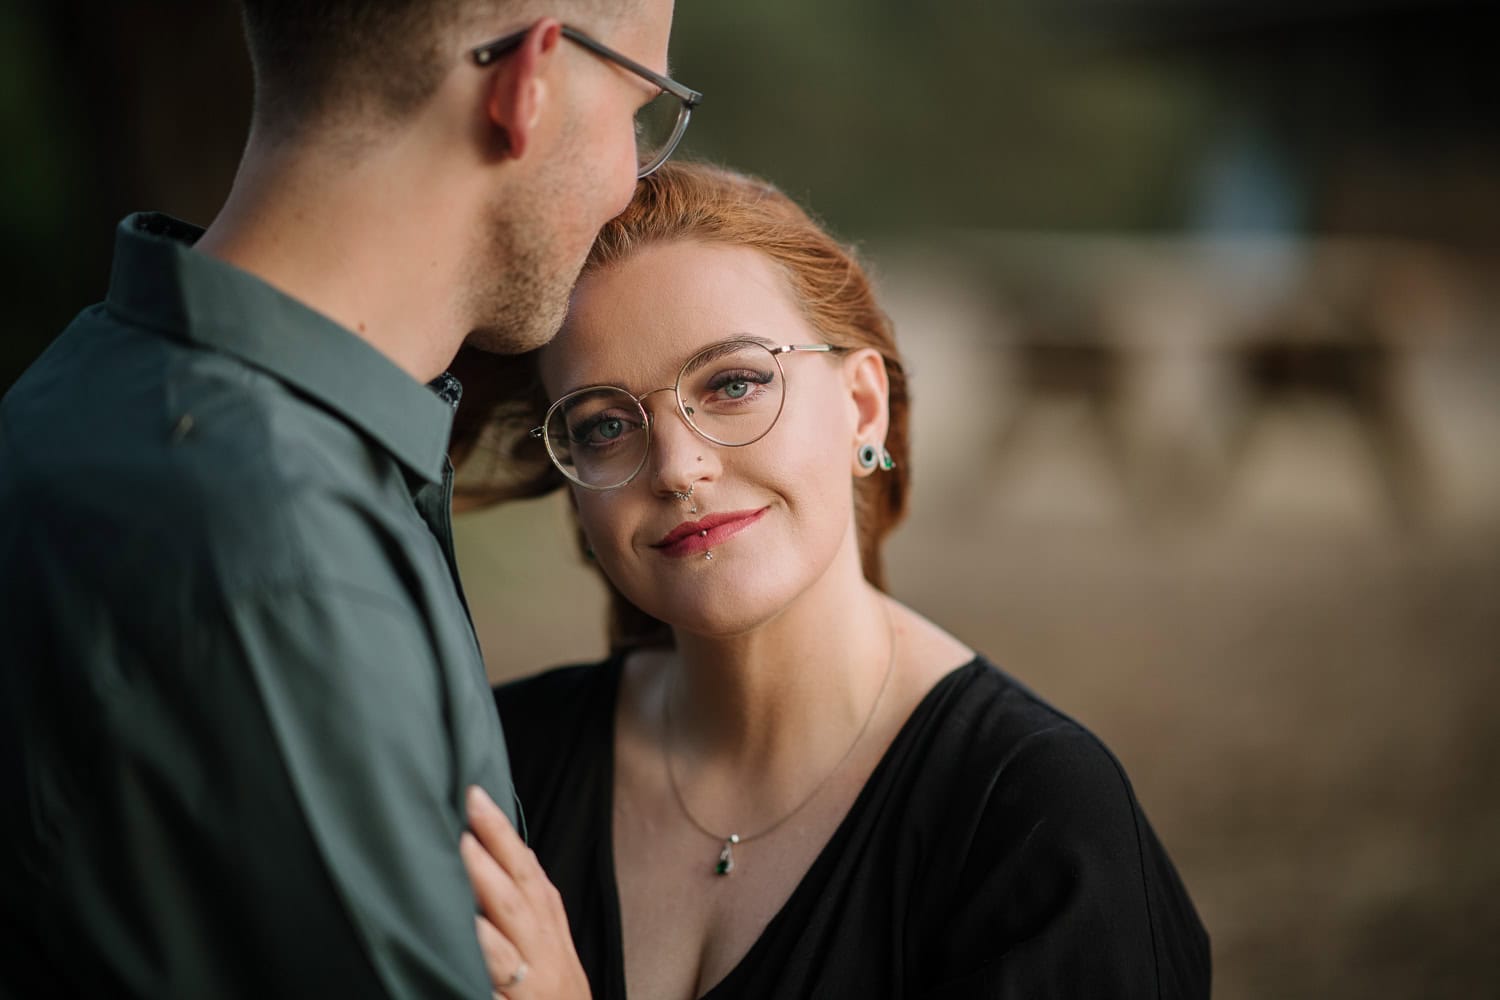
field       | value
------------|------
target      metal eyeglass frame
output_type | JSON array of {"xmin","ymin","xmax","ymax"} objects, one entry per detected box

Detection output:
[
  {"xmin": 530, "ymin": 342, "xmax": 841, "ymax": 491},
  {"xmin": 470, "ymin": 24, "xmax": 703, "ymax": 179}
]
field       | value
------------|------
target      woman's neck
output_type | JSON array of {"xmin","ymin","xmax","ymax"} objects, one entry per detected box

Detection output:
[{"xmin": 661, "ymin": 540, "xmax": 896, "ymax": 776}]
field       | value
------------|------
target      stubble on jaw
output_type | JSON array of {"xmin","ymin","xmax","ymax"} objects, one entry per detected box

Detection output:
[
  {"xmin": 460, "ymin": 189, "xmax": 584, "ymax": 356},
  {"xmin": 462, "ymin": 113, "xmax": 605, "ymax": 357}
]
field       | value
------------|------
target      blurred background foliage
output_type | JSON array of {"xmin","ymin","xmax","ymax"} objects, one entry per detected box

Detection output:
[
  {"xmin": 5, "ymin": 0, "xmax": 1496, "ymax": 388},
  {"xmin": 4, "ymin": 1, "xmax": 1498, "ymax": 997}
]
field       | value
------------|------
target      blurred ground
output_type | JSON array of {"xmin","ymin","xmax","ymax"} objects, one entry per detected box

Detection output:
[{"xmin": 457, "ymin": 238, "xmax": 1500, "ymax": 999}]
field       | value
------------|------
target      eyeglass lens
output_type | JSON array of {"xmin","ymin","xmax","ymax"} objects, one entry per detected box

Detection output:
[
  {"xmin": 543, "ymin": 341, "xmax": 786, "ymax": 489},
  {"xmin": 634, "ymin": 91, "xmax": 687, "ymax": 173}
]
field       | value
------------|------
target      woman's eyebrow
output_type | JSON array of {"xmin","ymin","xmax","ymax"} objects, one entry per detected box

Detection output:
[
  {"xmin": 678, "ymin": 335, "xmax": 776, "ymax": 378},
  {"xmin": 555, "ymin": 334, "xmax": 778, "ymax": 399}
]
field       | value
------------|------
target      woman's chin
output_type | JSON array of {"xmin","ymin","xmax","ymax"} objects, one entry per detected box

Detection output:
[
  {"xmin": 637, "ymin": 579, "xmax": 794, "ymax": 641},
  {"xmin": 652, "ymin": 604, "xmax": 776, "ymax": 641}
]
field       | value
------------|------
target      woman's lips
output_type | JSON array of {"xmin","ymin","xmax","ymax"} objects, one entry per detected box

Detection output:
[{"xmin": 652, "ymin": 507, "xmax": 769, "ymax": 558}]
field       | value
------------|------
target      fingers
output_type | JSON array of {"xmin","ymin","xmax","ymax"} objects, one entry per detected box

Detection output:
[
  {"xmin": 462, "ymin": 830, "xmax": 526, "ymax": 931},
  {"xmin": 461, "ymin": 798, "xmax": 561, "ymax": 952},
  {"xmin": 467, "ymin": 786, "xmax": 543, "ymax": 892},
  {"xmin": 475, "ymin": 915, "xmax": 525, "ymax": 996},
  {"xmin": 464, "ymin": 785, "xmax": 591, "ymax": 999}
]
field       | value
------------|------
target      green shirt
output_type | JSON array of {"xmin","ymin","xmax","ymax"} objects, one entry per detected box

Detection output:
[{"xmin": 0, "ymin": 213, "xmax": 517, "ymax": 998}]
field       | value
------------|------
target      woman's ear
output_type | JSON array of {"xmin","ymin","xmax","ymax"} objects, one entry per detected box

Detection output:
[
  {"xmin": 844, "ymin": 348, "xmax": 891, "ymax": 476},
  {"xmin": 481, "ymin": 19, "xmax": 563, "ymax": 162}
]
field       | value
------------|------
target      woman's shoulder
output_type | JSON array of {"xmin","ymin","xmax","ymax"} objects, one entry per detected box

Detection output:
[
  {"xmin": 924, "ymin": 655, "xmax": 1125, "ymax": 793},
  {"xmin": 908, "ymin": 655, "xmax": 1211, "ymax": 995},
  {"xmin": 908, "ymin": 654, "xmax": 1175, "ymax": 915},
  {"xmin": 929, "ymin": 656, "xmax": 1176, "ymax": 866},
  {"xmin": 891, "ymin": 605, "xmax": 1121, "ymax": 794}
]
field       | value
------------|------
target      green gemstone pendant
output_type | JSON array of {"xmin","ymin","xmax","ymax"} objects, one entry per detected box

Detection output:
[{"xmin": 715, "ymin": 834, "xmax": 741, "ymax": 876}]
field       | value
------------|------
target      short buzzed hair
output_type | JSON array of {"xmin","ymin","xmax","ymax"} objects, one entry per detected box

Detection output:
[
  {"xmin": 239, "ymin": 1, "xmax": 628, "ymax": 141},
  {"xmin": 240, "ymin": 1, "xmax": 475, "ymax": 139}
]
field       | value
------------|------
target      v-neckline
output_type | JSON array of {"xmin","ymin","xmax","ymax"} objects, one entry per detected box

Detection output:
[{"xmin": 592, "ymin": 654, "xmax": 982, "ymax": 1000}]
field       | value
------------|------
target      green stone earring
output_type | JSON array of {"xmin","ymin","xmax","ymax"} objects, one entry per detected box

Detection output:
[{"xmin": 858, "ymin": 443, "xmax": 895, "ymax": 472}]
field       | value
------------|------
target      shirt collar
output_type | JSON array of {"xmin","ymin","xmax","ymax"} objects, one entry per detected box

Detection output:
[{"xmin": 105, "ymin": 212, "xmax": 455, "ymax": 484}]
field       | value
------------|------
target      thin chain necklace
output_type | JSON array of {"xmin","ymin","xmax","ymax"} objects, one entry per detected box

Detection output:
[{"xmin": 661, "ymin": 604, "xmax": 897, "ymax": 877}]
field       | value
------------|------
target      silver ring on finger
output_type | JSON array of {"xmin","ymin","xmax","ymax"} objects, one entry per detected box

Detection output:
[{"xmin": 493, "ymin": 959, "xmax": 529, "ymax": 995}]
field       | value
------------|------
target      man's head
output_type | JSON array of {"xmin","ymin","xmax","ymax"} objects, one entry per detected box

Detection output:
[
  {"xmin": 237, "ymin": 0, "xmax": 680, "ymax": 355},
  {"xmin": 238, "ymin": 2, "xmax": 648, "ymax": 145}
]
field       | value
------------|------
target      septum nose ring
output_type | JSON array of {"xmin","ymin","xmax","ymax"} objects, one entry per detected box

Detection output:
[{"xmin": 671, "ymin": 485, "xmax": 697, "ymax": 515}]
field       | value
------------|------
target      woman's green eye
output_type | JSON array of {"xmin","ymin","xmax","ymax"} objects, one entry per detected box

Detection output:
[
  {"xmin": 723, "ymin": 381, "xmax": 749, "ymax": 399},
  {"xmin": 598, "ymin": 419, "xmax": 624, "ymax": 440}
]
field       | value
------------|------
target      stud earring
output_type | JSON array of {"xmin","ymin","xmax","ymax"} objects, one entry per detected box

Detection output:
[
  {"xmin": 880, "ymin": 447, "xmax": 896, "ymax": 471},
  {"xmin": 857, "ymin": 444, "xmax": 880, "ymax": 470}
]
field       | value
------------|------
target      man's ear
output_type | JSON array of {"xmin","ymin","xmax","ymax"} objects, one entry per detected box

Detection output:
[
  {"xmin": 483, "ymin": 19, "xmax": 563, "ymax": 162},
  {"xmin": 845, "ymin": 348, "xmax": 891, "ymax": 473}
]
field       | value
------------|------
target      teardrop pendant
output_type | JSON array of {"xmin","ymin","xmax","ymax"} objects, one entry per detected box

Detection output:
[{"xmin": 715, "ymin": 834, "xmax": 740, "ymax": 876}]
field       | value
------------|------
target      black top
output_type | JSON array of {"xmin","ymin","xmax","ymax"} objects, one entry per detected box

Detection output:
[
  {"xmin": 0, "ymin": 214, "xmax": 514, "ymax": 998},
  {"xmin": 496, "ymin": 654, "xmax": 1211, "ymax": 999}
]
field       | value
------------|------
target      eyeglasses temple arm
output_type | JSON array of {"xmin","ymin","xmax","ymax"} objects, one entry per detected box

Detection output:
[
  {"xmin": 470, "ymin": 28, "xmax": 529, "ymax": 66},
  {"xmin": 770, "ymin": 344, "xmax": 840, "ymax": 356},
  {"xmin": 559, "ymin": 26, "xmax": 702, "ymax": 104}
]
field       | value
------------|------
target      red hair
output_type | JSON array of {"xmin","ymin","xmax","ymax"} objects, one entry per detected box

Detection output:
[{"xmin": 451, "ymin": 161, "xmax": 911, "ymax": 650}]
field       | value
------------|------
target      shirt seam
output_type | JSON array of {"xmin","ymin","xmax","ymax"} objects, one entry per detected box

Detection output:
[
  {"xmin": 1091, "ymin": 733, "xmax": 1167, "ymax": 999},
  {"xmin": 952, "ymin": 722, "xmax": 1077, "ymax": 866},
  {"xmin": 1021, "ymin": 723, "xmax": 1167, "ymax": 998},
  {"xmin": 938, "ymin": 720, "xmax": 1166, "ymax": 996},
  {"xmin": 991, "ymin": 673, "xmax": 1170, "ymax": 993}
]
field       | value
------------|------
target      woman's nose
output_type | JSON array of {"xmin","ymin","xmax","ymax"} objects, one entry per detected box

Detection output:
[{"xmin": 644, "ymin": 395, "xmax": 714, "ymax": 497}]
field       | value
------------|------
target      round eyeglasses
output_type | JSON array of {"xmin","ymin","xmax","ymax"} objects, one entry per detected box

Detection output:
[{"xmin": 530, "ymin": 341, "xmax": 840, "ymax": 490}]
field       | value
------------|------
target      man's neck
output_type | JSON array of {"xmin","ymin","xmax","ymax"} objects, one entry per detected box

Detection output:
[{"xmin": 195, "ymin": 139, "xmax": 477, "ymax": 384}]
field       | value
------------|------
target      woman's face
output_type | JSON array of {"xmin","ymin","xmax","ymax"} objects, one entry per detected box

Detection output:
[{"xmin": 539, "ymin": 239, "xmax": 884, "ymax": 637}]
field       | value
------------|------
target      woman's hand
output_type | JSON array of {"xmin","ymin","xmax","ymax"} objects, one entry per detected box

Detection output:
[{"xmin": 462, "ymin": 785, "xmax": 592, "ymax": 1000}]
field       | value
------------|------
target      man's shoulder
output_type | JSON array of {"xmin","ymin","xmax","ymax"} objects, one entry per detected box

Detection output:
[
  {"xmin": 20, "ymin": 304, "xmax": 397, "ymax": 469},
  {"xmin": 2, "ymin": 319, "xmax": 411, "ymax": 593}
]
